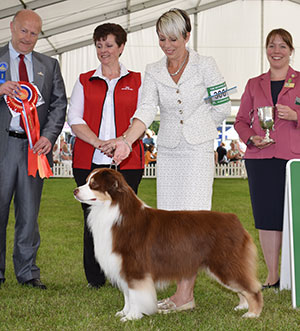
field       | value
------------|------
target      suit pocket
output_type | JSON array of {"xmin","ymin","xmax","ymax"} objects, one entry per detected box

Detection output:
[{"xmin": 290, "ymin": 128, "xmax": 300, "ymax": 154}]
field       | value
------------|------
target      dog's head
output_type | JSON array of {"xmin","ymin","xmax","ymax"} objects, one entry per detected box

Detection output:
[{"xmin": 73, "ymin": 168, "xmax": 130, "ymax": 205}]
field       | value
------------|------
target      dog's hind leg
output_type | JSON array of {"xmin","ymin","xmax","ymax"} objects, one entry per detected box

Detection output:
[
  {"xmin": 120, "ymin": 275, "xmax": 157, "ymax": 322},
  {"xmin": 240, "ymin": 290, "xmax": 263, "ymax": 318},
  {"xmin": 237, "ymin": 236, "xmax": 263, "ymax": 318},
  {"xmin": 234, "ymin": 293, "xmax": 248, "ymax": 311}
]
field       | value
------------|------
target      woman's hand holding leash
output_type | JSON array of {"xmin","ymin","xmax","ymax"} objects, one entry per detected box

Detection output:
[
  {"xmin": 101, "ymin": 138, "xmax": 119, "ymax": 157},
  {"xmin": 113, "ymin": 139, "xmax": 131, "ymax": 164},
  {"xmin": 101, "ymin": 136, "xmax": 132, "ymax": 164}
]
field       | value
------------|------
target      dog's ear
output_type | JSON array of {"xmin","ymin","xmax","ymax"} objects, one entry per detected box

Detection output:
[
  {"xmin": 113, "ymin": 179, "xmax": 123, "ymax": 192},
  {"xmin": 90, "ymin": 169, "xmax": 124, "ymax": 193}
]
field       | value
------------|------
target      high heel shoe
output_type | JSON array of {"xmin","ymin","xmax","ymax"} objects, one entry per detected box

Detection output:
[
  {"xmin": 157, "ymin": 298, "xmax": 195, "ymax": 313},
  {"xmin": 262, "ymin": 278, "xmax": 280, "ymax": 290}
]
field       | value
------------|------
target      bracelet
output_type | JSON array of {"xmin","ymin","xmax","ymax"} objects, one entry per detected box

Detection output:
[{"xmin": 122, "ymin": 134, "xmax": 132, "ymax": 153}]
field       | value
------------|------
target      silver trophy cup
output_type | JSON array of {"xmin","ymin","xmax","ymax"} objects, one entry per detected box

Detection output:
[{"xmin": 257, "ymin": 106, "xmax": 275, "ymax": 143}]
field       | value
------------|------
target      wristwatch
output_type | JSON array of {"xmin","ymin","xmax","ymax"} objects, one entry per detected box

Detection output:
[{"xmin": 246, "ymin": 136, "xmax": 255, "ymax": 145}]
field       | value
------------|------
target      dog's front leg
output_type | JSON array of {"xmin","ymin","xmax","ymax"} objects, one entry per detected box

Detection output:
[
  {"xmin": 120, "ymin": 288, "xmax": 145, "ymax": 322},
  {"xmin": 120, "ymin": 277, "xmax": 157, "ymax": 322},
  {"xmin": 116, "ymin": 285, "xmax": 130, "ymax": 318}
]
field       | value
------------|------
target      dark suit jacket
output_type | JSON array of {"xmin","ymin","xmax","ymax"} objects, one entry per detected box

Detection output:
[{"xmin": 0, "ymin": 43, "xmax": 67, "ymax": 166}]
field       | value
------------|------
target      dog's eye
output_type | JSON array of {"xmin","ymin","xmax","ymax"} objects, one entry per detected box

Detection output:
[{"xmin": 89, "ymin": 178, "xmax": 97, "ymax": 189}]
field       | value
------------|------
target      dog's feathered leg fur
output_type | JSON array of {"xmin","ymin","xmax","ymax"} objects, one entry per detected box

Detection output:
[
  {"xmin": 120, "ymin": 276, "xmax": 157, "ymax": 322},
  {"xmin": 116, "ymin": 283, "xmax": 130, "ymax": 318},
  {"xmin": 234, "ymin": 293, "xmax": 249, "ymax": 311}
]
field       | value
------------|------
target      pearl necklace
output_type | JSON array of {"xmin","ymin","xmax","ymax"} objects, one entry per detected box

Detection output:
[{"xmin": 168, "ymin": 52, "xmax": 189, "ymax": 76}]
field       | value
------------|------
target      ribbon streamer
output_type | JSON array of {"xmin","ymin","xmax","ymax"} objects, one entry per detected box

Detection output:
[{"xmin": 6, "ymin": 82, "xmax": 53, "ymax": 178}]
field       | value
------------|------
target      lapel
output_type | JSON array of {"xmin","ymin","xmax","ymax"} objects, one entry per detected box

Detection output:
[
  {"xmin": 277, "ymin": 66, "xmax": 297, "ymax": 101},
  {"xmin": 177, "ymin": 48, "xmax": 198, "ymax": 85},
  {"xmin": 260, "ymin": 66, "xmax": 297, "ymax": 106},
  {"xmin": 259, "ymin": 71, "xmax": 273, "ymax": 106},
  {"xmin": 32, "ymin": 51, "xmax": 45, "ymax": 92},
  {"xmin": 0, "ymin": 45, "xmax": 46, "ymax": 89},
  {"xmin": 150, "ymin": 56, "xmax": 177, "ymax": 88},
  {"xmin": 149, "ymin": 48, "xmax": 197, "ymax": 88},
  {"xmin": 0, "ymin": 44, "xmax": 11, "ymax": 81}
]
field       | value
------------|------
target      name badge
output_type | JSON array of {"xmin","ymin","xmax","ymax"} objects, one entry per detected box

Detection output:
[
  {"xmin": 285, "ymin": 76, "xmax": 295, "ymax": 88},
  {"xmin": 284, "ymin": 82, "xmax": 295, "ymax": 88}
]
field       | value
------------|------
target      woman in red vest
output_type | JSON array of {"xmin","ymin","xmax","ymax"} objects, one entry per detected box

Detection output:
[{"xmin": 67, "ymin": 23, "xmax": 144, "ymax": 288}]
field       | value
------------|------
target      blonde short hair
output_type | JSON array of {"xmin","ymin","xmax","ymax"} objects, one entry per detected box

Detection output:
[{"xmin": 156, "ymin": 8, "xmax": 191, "ymax": 39}]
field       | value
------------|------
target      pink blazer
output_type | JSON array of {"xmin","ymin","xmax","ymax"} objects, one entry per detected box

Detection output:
[{"xmin": 234, "ymin": 66, "xmax": 300, "ymax": 160}]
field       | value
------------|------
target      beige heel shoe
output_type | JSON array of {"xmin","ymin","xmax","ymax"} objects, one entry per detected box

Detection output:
[
  {"xmin": 157, "ymin": 298, "xmax": 170, "ymax": 308},
  {"xmin": 158, "ymin": 298, "xmax": 195, "ymax": 314}
]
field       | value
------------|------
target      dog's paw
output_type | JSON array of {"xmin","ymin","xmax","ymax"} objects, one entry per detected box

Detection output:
[
  {"xmin": 115, "ymin": 310, "xmax": 126, "ymax": 317},
  {"xmin": 234, "ymin": 303, "xmax": 248, "ymax": 311},
  {"xmin": 242, "ymin": 311, "xmax": 259, "ymax": 318},
  {"xmin": 120, "ymin": 311, "xmax": 143, "ymax": 322}
]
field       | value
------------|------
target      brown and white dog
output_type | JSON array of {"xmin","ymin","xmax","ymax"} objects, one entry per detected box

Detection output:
[{"xmin": 73, "ymin": 168, "xmax": 263, "ymax": 322}]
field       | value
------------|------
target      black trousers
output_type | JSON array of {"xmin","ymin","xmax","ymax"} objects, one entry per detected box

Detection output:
[{"xmin": 73, "ymin": 164, "xmax": 143, "ymax": 286}]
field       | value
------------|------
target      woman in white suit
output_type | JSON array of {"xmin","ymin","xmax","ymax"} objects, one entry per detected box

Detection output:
[{"xmin": 102, "ymin": 8, "xmax": 231, "ymax": 313}]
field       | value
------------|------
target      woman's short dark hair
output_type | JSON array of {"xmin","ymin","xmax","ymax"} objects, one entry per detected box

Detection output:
[
  {"xmin": 266, "ymin": 28, "xmax": 294, "ymax": 52},
  {"xmin": 156, "ymin": 8, "xmax": 191, "ymax": 39},
  {"xmin": 93, "ymin": 23, "xmax": 127, "ymax": 46}
]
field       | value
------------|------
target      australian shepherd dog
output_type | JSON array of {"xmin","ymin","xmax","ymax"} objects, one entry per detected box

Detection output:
[{"xmin": 73, "ymin": 168, "xmax": 263, "ymax": 321}]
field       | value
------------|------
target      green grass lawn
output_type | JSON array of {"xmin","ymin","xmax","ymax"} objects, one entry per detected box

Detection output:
[{"xmin": 1, "ymin": 177, "xmax": 300, "ymax": 330}]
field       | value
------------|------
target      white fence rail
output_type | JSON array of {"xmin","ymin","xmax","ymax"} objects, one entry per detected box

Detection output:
[
  {"xmin": 214, "ymin": 161, "xmax": 247, "ymax": 179},
  {"xmin": 52, "ymin": 162, "xmax": 247, "ymax": 179},
  {"xmin": 52, "ymin": 162, "xmax": 73, "ymax": 177}
]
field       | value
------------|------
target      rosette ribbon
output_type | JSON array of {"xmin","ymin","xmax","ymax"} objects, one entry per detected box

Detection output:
[{"xmin": 6, "ymin": 82, "xmax": 53, "ymax": 178}]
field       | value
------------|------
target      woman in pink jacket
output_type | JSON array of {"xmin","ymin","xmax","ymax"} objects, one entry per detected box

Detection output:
[{"xmin": 235, "ymin": 28, "xmax": 300, "ymax": 289}]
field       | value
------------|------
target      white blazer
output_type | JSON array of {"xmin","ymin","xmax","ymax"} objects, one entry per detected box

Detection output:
[{"xmin": 134, "ymin": 48, "xmax": 231, "ymax": 148}]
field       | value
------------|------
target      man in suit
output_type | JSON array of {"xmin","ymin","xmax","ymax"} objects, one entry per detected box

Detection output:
[{"xmin": 0, "ymin": 9, "xmax": 67, "ymax": 289}]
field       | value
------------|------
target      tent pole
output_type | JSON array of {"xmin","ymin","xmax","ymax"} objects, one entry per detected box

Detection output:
[
  {"xmin": 127, "ymin": 0, "xmax": 131, "ymax": 32},
  {"xmin": 261, "ymin": 0, "xmax": 264, "ymax": 74},
  {"xmin": 193, "ymin": 13, "xmax": 198, "ymax": 51},
  {"xmin": 194, "ymin": 0, "xmax": 202, "ymax": 51}
]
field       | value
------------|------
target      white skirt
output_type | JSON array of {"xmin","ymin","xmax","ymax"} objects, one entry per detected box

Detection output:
[{"xmin": 156, "ymin": 138, "xmax": 215, "ymax": 211}]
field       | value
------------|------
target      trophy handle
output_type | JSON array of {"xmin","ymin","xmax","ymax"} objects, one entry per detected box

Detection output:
[{"xmin": 249, "ymin": 109, "xmax": 255, "ymax": 128}]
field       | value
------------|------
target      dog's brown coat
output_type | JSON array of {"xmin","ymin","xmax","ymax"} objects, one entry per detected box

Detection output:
[{"xmin": 78, "ymin": 168, "xmax": 263, "ymax": 319}]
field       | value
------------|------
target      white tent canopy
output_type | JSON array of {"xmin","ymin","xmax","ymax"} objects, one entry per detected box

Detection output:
[{"xmin": 1, "ymin": 0, "xmax": 300, "ymax": 113}]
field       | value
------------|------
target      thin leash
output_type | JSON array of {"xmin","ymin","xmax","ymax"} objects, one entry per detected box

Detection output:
[{"xmin": 109, "ymin": 159, "xmax": 118, "ymax": 171}]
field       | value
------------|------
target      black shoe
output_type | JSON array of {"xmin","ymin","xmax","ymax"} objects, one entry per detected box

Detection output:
[
  {"xmin": 87, "ymin": 282, "xmax": 103, "ymax": 289},
  {"xmin": 262, "ymin": 278, "xmax": 280, "ymax": 290},
  {"xmin": 23, "ymin": 278, "xmax": 47, "ymax": 290},
  {"xmin": 0, "ymin": 279, "xmax": 4, "ymax": 288}
]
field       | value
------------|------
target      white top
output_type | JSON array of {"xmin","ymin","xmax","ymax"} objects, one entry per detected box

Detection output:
[
  {"xmin": 133, "ymin": 48, "xmax": 231, "ymax": 148},
  {"xmin": 68, "ymin": 62, "xmax": 141, "ymax": 165}
]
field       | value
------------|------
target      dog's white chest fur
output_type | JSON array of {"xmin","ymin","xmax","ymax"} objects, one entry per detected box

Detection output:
[{"xmin": 87, "ymin": 202, "xmax": 123, "ymax": 286}]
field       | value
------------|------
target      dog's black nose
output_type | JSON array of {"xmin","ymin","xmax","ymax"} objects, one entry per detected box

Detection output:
[{"xmin": 73, "ymin": 188, "xmax": 79, "ymax": 196}]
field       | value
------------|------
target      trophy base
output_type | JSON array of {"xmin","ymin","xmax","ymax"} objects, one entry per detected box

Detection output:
[{"xmin": 261, "ymin": 138, "xmax": 275, "ymax": 144}]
